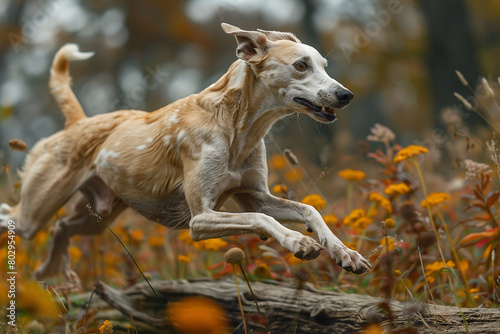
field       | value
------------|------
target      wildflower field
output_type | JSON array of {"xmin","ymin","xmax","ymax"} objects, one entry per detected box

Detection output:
[{"xmin": 1, "ymin": 73, "xmax": 500, "ymax": 333}]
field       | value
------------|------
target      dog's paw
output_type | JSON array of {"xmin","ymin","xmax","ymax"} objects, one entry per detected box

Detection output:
[
  {"xmin": 332, "ymin": 245, "xmax": 372, "ymax": 274},
  {"xmin": 287, "ymin": 234, "xmax": 324, "ymax": 261}
]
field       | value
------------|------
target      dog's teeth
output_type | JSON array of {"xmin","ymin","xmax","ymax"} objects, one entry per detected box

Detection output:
[{"xmin": 322, "ymin": 106, "xmax": 326, "ymax": 112}]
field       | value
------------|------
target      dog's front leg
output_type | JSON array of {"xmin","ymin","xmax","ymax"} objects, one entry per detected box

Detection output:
[
  {"xmin": 189, "ymin": 210, "xmax": 323, "ymax": 260},
  {"xmin": 234, "ymin": 191, "xmax": 372, "ymax": 274},
  {"xmin": 182, "ymin": 149, "xmax": 323, "ymax": 261}
]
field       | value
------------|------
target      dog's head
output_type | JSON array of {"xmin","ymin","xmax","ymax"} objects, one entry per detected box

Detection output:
[{"xmin": 222, "ymin": 23, "xmax": 353, "ymax": 124}]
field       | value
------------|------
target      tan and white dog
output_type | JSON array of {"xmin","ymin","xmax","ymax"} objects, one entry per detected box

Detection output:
[{"xmin": 0, "ymin": 23, "xmax": 371, "ymax": 282}]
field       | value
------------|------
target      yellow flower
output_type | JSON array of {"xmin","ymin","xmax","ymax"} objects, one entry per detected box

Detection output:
[
  {"xmin": 179, "ymin": 230, "xmax": 194, "ymax": 245},
  {"xmin": 380, "ymin": 236, "xmax": 396, "ymax": 251},
  {"xmin": 194, "ymin": 238, "xmax": 228, "ymax": 251},
  {"xmin": 301, "ymin": 194, "xmax": 326, "ymax": 211},
  {"xmin": 421, "ymin": 192, "xmax": 450, "ymax": 208},
  {"xmin": 167, "ymin": 296, "xmax": 228, "ymax": 334},
  {"xmin": 68, "ymin": 246, "xmax": 82, "ymax": 263},
  {"xmin": 342, "ymin": 209, "xmax": 366, "ymax": 225},
  {"xmin": 272, "ymin": 184, "xmax": 288, "ymax": 194},
  {"xmin": 425, "ymin": 260, "xmax": 455, "ymax": 277},
  {"xmin": 178, "ymin": 255, "xmax": 191, "ymax": 263},
  {"xmin": 384, "ymin": 218, "xmax": 396, "ymax": 229},
  {"xmin": 352, "ymin": 217, "xmax": 373, "ymax": 234},
  {"xmin": 284, "ymin": 253, "xmax": 303, "ymax": 266},
  {"xmin": 384, "ymin": 183, "xmax": 411, "ymax": 196},
  {"xmin": 99, "ymin": 320, "xmax": 113, "ymax": 334},
  {"xmin": 338, "ymin": 168, "xmax": 366, "ymax": 181},
  {"xmin": 253, "ymin": 263, "xmax": 272, "ymax": 278},
  {"xmin": 458, "ymin": 259, "xmax": 469, "ymax": 273},
  {"xmin": 393, "ymin": 145, "xmax": 429, "ymax": 163},
  {"xmin": 33, "ymin": 230, "xmax": 48, "ymax": 248},
  {"xmin": 394, "ymin": 269, "xmax": 402, "ymax": 277},
  {"xmin": 285, "ymin": 166, "xmax": 304, "ymax": 182},
  {"xmin": 360, "ymin": 324, "xmax": 383, "ymax": 334},
  {"xmin": 18, "ymin": 282, "xmax": 60, "ymax": 318},
  {"xmin": 369, "ymin": 192, "xmax": 393, "ymax": 214},
  {"xmin": 148, "ymin": 235, "xmax": 164, "ymax": 247},
  {"xmin": 130, "ymin": 230, "xmax": 144, "ymax": 243},
  {"xmin": 270, "ymin": 154, "xmax": 287, "ymax": 170},
  {"xmin": 323, "ymin": 214, "xmax": 338, "ymax": 226}
]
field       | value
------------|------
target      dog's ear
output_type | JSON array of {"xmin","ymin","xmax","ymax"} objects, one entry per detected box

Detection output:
[
  {"xmin": 221, "ymin": 23, "xmax": 268, "ymax": 62},
  {"xmin": 257, "ymin": 29, "xmax": 301, "ymax": 43}
]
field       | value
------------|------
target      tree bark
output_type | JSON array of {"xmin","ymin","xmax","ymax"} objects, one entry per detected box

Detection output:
[{"xmin": 80, "ymin": 278, "xmax": 500, "ymax": 334}]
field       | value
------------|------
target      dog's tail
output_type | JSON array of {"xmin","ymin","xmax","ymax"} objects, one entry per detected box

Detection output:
[{"xmin": 49, "ymin": 44, "xmax": 94, "ymax": 128}]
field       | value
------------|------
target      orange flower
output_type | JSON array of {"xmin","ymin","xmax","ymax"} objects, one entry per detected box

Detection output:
[
  {"xmin": 130, "ymin": 230, "xmax": 144, "ymax": 243},
  {"xmin": 393, "ymin": 145, "xmax": 428, "ymax": 163},
  {"xmin": 284, "ymin": 252, "xmax": 303, "ymax": 266},
  {"xmin": 352, "ymin": 217, "xmax": 373, "ymax": 234},
  {"xmin": 342, "ymin": 209, "xmax": 366, "ymax": 225},
  {"xmin": 253, "ymin": 263, "xmax": 272, "ymax": 278},
  {"xmin": 301, "ymin": 194, "xmax": 326, "ymax": 211},
  {"xmin": 323, "ymin": 214, "xmax": 338, "ymax": 226},
  {"xmin": 179, "ymin": 230, "xmax": 194, "ymax": 245},
  {"xmin": 369, "ymin": 192, "xmax": 393, "ymax": 214},
  {"xmin": 178, "ymin": 255, "xmax": 191, "ymax": 263},
  {"xmin": 167, "ymin": 296, "xmax": 228, "ymax": 334},
  {"xmin": 338, "ymin": 168, "xmax": 366, "ymax": 181},
  {"xmin": 148, "ymin": 235, "xmax": 164, "ymax": 247},
  {"xmin": 285, "ymin": 166, "xmax": 304, "ymax": 182},
  {"xmin": 272, "ymin": 184, "xmax": 288, "ymax": 194},
  {"xmin": 425, "ymin": 260, "xmax": 455, "ymax": 277},
  {"xmin": 360, "ymin": 324, "xmax": 383, "ymax": 334},
  {"xmin": 68, "ymin": 246, "xmax": 82, "ymax": 263},
  {"xmin": 194, "ymin": 238, "xmax": 228, "ymax": 251},
  {"xmin": 17, "ymin": 282, "xmax": 60, "ymax": 318},
  {"xmin": 99, "ymin": 320, "xmax": 113, "ymax": 334},
  {"xmin": 380, "ymin": 236, "xmax": 396, "ymax": 251},
  {"xmin": 421, "ymin": 192, "xmax": 450, "ymax": 208},
  {"xmin": 384, "ymin": 183, "xmax": 411, "ymax": 196},
  {"xmin": 270, "ymin": 154, "xmax": 287, "ymax": 170}
]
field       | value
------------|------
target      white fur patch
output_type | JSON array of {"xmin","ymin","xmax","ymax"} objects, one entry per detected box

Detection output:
[
  {"xmin": 94, "ymin": 149, "xmax": 119, "ymax": 170},
  {"xmin": 169, "ymin": 113, "xmax": 179, "ymax": 124},
  {"xmin": 177, "ymin": 130, "xmax": 186, "ymax": 144},
  {"xmin": 137, "ymin": 138, "xmax": 153, "ymax": 150},
  {"xmin": 163, "ymin": 135, "xmax": 172, "ymax": 146}
]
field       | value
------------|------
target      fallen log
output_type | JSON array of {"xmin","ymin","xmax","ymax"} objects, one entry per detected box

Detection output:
[{"xmin": 85, "ymin": 278, "xmax": 500, "ymax": 333}]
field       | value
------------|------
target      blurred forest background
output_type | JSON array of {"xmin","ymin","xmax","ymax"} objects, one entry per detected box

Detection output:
[{"xmin": 0, "ymin": 0, "xmax": 499, "ymax": 190}]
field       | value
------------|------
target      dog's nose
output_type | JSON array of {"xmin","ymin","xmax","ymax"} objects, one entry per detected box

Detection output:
[{"xmin": 335, "ymin": 89, "xmax": 354, "ymax": 104}]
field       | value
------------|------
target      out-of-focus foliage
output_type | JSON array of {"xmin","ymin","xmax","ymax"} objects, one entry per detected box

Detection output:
[{"xmin": 1, "ymin": 1, "xmax": 500, "ymax": 332}]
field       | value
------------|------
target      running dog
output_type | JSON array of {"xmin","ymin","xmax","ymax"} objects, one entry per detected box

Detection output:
[{"xmin": 0, "ymin": 23, "xmax": 371, "ymax": 282}]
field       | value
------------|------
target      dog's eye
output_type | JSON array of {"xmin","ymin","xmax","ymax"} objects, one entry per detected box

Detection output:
[{"xmin": 293, "ymin": 61, "xmax": 308, "ymax": 72}]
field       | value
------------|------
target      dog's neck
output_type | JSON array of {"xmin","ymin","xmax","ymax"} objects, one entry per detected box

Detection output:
[{"xmin": 197, "ymin": 60, "xmax": 291, "ymax": 165}]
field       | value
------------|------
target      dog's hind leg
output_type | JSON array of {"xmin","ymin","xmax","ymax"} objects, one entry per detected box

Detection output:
[
  {"xmin": 34, "ymin": 194, "xmax": 127, "ymax": 283},
  {"xmin": 0, "ymin": 161, "xmax": 88, "ymax": 240}
]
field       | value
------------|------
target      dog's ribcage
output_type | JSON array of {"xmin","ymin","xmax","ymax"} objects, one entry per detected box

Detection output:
[{"xmin": 125, "ymin": 190, "xmax": 191, "ymax": 229}]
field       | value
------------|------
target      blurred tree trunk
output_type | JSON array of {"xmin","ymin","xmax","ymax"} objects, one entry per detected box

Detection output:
[{"xmin": 420, "ymin": 0, "xmax": 482, "ymax": 127}]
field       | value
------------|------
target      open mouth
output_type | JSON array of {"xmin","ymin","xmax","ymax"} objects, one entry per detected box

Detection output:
[{"xmin": 293, "ymin": 97, "xmax": 337, "ymax": 123}]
